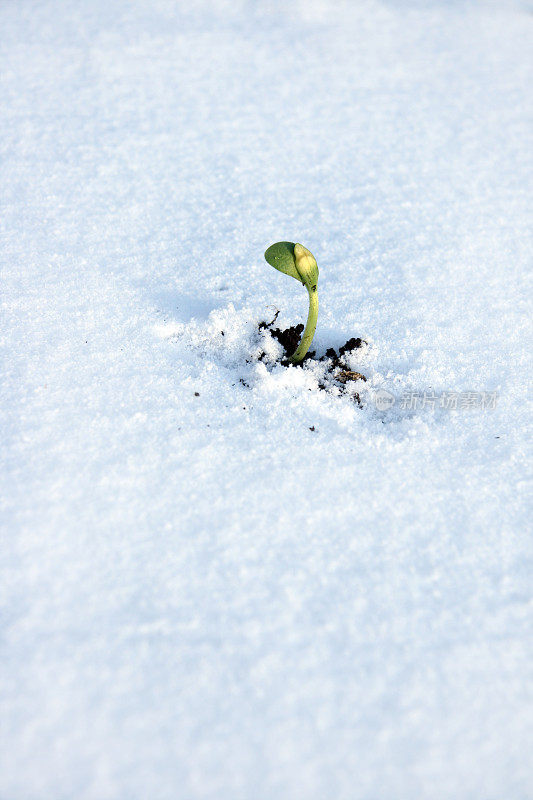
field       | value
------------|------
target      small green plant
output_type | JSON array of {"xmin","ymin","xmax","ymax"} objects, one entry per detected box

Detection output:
[{"xmin": 264, "ymin": 241, "xmax": 319, "ymax": 363}]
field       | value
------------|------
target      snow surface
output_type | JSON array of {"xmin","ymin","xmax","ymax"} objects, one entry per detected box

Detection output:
[{"xmin": 1, "ymin": 0, "xmax": 532, "ymax": 798}]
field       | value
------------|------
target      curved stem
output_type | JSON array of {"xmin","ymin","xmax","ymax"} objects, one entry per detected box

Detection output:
[{"xmin": 290, "ymin": 286, "xmax": 319, "ymax": 363}]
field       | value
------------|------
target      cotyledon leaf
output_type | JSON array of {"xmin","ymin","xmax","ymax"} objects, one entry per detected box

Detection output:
[{"xmin": 264, "ymin": 241, "xmax": 302, "ymax": 283}]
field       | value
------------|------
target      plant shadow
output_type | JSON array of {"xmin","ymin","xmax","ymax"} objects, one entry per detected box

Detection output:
[{"xmin": 151, "ymin": 289, "xmax": 227, "ymax": 323}]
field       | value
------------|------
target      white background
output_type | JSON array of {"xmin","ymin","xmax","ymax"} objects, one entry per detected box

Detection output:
[{"xmin": 1, "ymin": 1, "xmax": 532, "ymax": 798}]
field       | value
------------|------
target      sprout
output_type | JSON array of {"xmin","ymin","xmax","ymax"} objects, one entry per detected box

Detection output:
[{"xmin": 264, "ymin": 241, "xmax": 319, "ymax": 363}]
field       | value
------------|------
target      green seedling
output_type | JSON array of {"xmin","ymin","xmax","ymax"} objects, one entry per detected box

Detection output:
[{"xmin": 264, "ymin": 241, "xmax": 319, "ymax": 363}]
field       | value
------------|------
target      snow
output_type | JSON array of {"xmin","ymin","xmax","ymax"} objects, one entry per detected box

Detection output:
[{"xmin": 1, "ymin": 0, "xmax": 532, "ymax": 798}]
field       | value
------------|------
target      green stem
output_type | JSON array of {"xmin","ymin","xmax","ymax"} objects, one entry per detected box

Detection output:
[{"xmin": 290, "ymin": 286, "xmax": 319, "ymax": 363}]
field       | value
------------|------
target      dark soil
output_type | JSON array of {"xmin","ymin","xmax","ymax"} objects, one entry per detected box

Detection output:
[
  {"xmin": 258, "ymin": 313, "xmax": 367, "ymax": 404},
  {"xmin": 269, "ymin": 323, "xmax": 311, "ymax": 360},
  {"xmin": 259, "ymin": 312, "xmax": 312, "ymax": 361}
]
